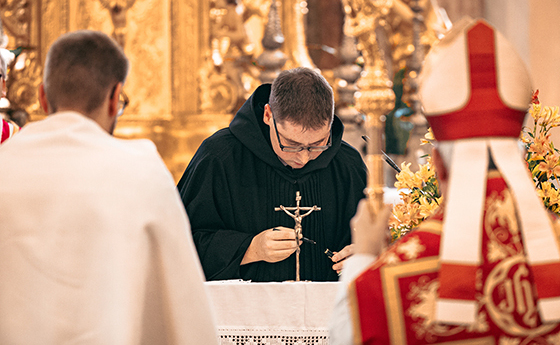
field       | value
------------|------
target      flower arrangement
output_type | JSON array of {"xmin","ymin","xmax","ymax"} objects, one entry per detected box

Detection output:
[
  {"xmin": 522, "ymin": 90, "xmax": 560, "ymax": 215},
  {"xmin": 389, "ymin": 128, "xmax": 440, "ymax": 240},
  {"xmin": 389, "ymin": 90, "xmax": 560, "ymax": 240}
]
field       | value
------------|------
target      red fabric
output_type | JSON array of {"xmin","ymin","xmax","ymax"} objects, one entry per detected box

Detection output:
[
  {"xmin": 351, "ymin": 174, "xmax": 560, "ymax": 344},
  {"xmin": 1, "ymin": 119, "xmax": 9, "ymax": 144},
  {"xmin": 531, "ymin": 262, "xmax": 560, "ymax": 299},
  {"xmin": 438, "ymin": 263, "xmax": 477, "ymax": 300},
  {"xmin": 353, "ymin": 269, "xmax": 390, "ymax": 345},
  {"xmin": 353, "ymin": 229, "xmax": 442, "ymax": 345},
  {"xmin": 427, "ymin": 22, "xmax": 526, "ymax": 141}
]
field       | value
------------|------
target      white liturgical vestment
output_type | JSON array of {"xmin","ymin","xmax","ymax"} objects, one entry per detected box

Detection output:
[{"xmin": 0, "ymin": 112, "xmax": 218, "ymax": 344}]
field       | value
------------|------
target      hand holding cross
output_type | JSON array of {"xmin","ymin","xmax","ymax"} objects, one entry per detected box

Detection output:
[{"xmin": 275, "ymin": 191, "xmax": 321, "ymax": 281}]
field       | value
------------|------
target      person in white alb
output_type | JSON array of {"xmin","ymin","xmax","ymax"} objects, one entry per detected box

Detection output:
[{"xmin": 0, "ymin": 30, "xmax": 218, "ymax": 344}]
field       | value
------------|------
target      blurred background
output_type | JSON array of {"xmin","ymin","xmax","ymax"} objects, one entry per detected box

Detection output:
[{"xmin": 0, "ymin": 0, "xmax": 558, "ymax": 183}]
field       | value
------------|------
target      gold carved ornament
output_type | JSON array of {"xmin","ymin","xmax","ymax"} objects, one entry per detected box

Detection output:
[
  {"xmin": 342, "ymin": 0, "xmax": 395, "ymax": 217},
  {"xmin": 1, "ymin": 0, "xmax": 40, "ymax": 118},
  {"xmin": 99, "ymin": 0, "xmax": 137, "ymax": 48}
]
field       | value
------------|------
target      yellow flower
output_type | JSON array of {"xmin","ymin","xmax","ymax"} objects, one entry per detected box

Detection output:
[
  {"xmin": 391, "ymin": 201, "xmax": 422, "ymax": 229},
  {"xmin": 394, "ymin": 163, "xmax": 423, "ymax": 190},
  {"xmin": 389, "ymin": 213, "xmax": 401, "ymax": 231},
  {"xmin": 537, "ymin": 154, "xmax": 560, "ymax": 179},
  {"xmin": 529, "ymin": 103, "xmax": 542, "ymax": 121},
  {"xmin": 528, "ymin": 133, "xmax": 551, "ymax": 159},
  {"xmin": 520, "ymin": 132, "xmax": 532, "ymax": 144},
  {"xmin": 418, "ymin": 196, "xmax": 439, "ymax": 218},
  {"xmin": 425, "ymin": 128, "xmax": 435, "ymax": 140},
  {"xmin": 421, "ymin": 128, "xmax": 435, "ymax": 145},
  {"xmin": 415, "ymin": 161, "xmax": 434, "ymax": 182},
  {"xmin": 537, "ymin": 181, "xmax": 560, "ymax": 205},
  {"xmin": 541, "ymin": 106, "xmax": 560, "ymax": 127}
]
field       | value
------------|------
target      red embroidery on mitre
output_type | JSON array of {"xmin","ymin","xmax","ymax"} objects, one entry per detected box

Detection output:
[{"xmin": 426, "ymin": 22, "xmax": 526, "ymax": 141}]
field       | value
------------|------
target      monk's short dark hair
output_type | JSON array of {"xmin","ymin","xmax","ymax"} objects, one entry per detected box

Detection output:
[
  {"xmin": 43, "ymin": 30, "xmax": 129, "ymax": 114},
  {"xmin": 269, "ymin": 67, "xmax": 334, "ymax": 130}
]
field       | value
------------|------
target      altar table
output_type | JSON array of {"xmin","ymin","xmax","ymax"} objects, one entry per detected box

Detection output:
[{"xmin": 205, "ymin": 281, "xmax": 340, "ymax": 345}]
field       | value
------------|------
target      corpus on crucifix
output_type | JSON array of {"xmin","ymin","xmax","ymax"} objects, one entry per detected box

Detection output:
[{"xmin": 275, "ymin": 191, "xmax": 321, "ymax": 281}]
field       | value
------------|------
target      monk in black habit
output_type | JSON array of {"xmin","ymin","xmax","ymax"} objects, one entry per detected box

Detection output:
[{"xmin": 177, "ymin": 67, "xmax": 367, "ymax": 282}]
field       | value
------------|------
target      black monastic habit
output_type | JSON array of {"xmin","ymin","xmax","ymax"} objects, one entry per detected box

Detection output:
[{"xmin": 177, "ymin": 84, "xmax": 367, "ymax": 282}]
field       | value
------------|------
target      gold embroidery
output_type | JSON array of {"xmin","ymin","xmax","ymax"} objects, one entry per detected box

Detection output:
[
  {"xmin": 382, "ymin": 257, "xmax": 439, "ymax": 345},
  {"xmin": 546, "ymin": 330, "xmax": 560, "ymax": 344},
  {"xmin": 484, "ymin": 189, "xmax": 523, "ymax": 262},
  {"xmin": 487, "ymin": 241, "xmax": 508, "ymax": 262},
  {"xmin": 406, "ymin": 276, "xmax": 489, "ymax": 341},
  {"xmin": 466, "ymin": 311, "xmax": 490, "ymax": 334},
  {"xmin": 397, "ymin": 236, "xmax": 426, "ymax": 260},
  {"xmin": 483, "ymin": 255, "xmax": 556, "ymax": 337},
  {"xmin": 418, "ymin": 219, "xmax": 444, "ymax": 235},
  {"xmin": 407, "ymin": 277, "xmax": 464, "ymax": 341},
  {"xmin": 482, "ymin": 189, "xmax": 557, "ymax": 338},
  {"xmin": 431, "ymin": 337, "xmax": 496, "ymax": 345},
  {"xmin": 497, "ymin": 336, "xmax": 520, "ymax": 345},
  {"xmin": 384, "ymin": 252, "xmax": 401, "ymax": 265}
]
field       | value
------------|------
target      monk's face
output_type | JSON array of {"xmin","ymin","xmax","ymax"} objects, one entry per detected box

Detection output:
[{"xmin": 263, "ymin": 105, "xmax": 331, "ymax": 169}]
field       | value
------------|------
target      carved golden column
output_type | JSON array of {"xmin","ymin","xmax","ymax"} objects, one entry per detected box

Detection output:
[
  {"xmin": 257, "ymin": 0, "xmax": 287, "ymax": 83},
  {"xmin": 333, "ymin": 31, "xmax": 365, "ymax": 157},
  {"xmin": 342, "ymin": 0, "xmax": 395, "ymax": 215},
  {"xmin": 281, "ymin": 0, "xmax": 315, "ymax": 70}
]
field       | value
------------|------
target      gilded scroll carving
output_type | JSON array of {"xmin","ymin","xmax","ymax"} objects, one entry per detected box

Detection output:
[
  {"xmin": 0, "ymin": 0, "xmax": 40, "ymax": 118},
  {"xmin": 199, "ymin": 0, "xmax": 261, "ymax": 114},
  {"xmin": 7, "ymin": 50, "xmax": 40, "ymax": 115},
  {"xmin": 0, "ymin": 0, "xmax": 30, "ymax": 44}
]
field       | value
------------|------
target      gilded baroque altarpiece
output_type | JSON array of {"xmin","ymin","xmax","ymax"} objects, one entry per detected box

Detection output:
[
  {"xmin": 2, "ymin": 0, "xmax": 276, "ymax": 181},
  {"xmin": 1, "ymin": 0, "xmax": 455, "ymax": 185}
]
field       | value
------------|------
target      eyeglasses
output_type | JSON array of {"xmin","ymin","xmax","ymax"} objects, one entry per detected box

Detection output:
[
  {"xmin": 111, "ymin": 84, "xmax": 129, "ymax": 117},
  {"xmin": 272, "ymin": 115, "xmax": 332, "ymax": 153},
  {"xmin": 117, "ymin": 90, "xmax": 129, "ymax": 117}
]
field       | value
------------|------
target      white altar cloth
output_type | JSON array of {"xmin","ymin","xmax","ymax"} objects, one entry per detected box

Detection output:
[{"xmin": 205, "ymin": 281, "xmax": 340, "ymax": 345}]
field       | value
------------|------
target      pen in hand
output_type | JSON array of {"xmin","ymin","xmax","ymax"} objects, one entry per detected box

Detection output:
[
  {"xmin": 273, "ymin": 228, "xmax": 316, "ymax": 245},
  {"xmin": 301, "ymin": 237, "xmax": 316, "ymax": 245},
  {"xmin": 273, "ymin": 229, "xmax": 336, "ymax": 261},
  {"xmin": 300, "ymin": 235, "xmax": 336, "ymax": 261}
]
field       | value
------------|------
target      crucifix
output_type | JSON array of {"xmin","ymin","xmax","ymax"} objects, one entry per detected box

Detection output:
[{"xmin": 275, "ymin": 191, "xmax": 321, "ymax": 281}]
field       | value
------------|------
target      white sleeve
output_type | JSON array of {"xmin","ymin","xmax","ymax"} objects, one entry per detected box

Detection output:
[{"xmin": 329, "ymin": 254, "xmax": 376, "ymax": 345}]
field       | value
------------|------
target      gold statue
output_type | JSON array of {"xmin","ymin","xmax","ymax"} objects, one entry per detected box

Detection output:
[
  {"xmin": 99, "ymin": 0, "xmax": 137, "ymax": 48},
  {"xmin": 200, "ymin": 0, "xmax": 261, "ymax": 113}
]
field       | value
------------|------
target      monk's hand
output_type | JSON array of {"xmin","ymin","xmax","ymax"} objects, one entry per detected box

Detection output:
[
  {"xmin": 351, "ymin": 200, "xmax": 393, "ymax": 256},
  {"xmin": 241, "ymin": 226, "xmax": 300, "ymax": 265},
  {"xmin": 331, "ymin": 244, "xmax": 355, "ymax": 274}
]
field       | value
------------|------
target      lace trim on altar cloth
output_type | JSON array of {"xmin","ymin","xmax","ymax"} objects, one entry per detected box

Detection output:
[{"xmin": 217, "ymin": 327, "xmax": 330, "ymax": 345}]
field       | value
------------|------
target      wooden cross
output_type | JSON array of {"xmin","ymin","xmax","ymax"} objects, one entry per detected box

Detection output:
[{"xmin": 275, "ymin": 191, "xmax": 321, "ymax": 281}]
